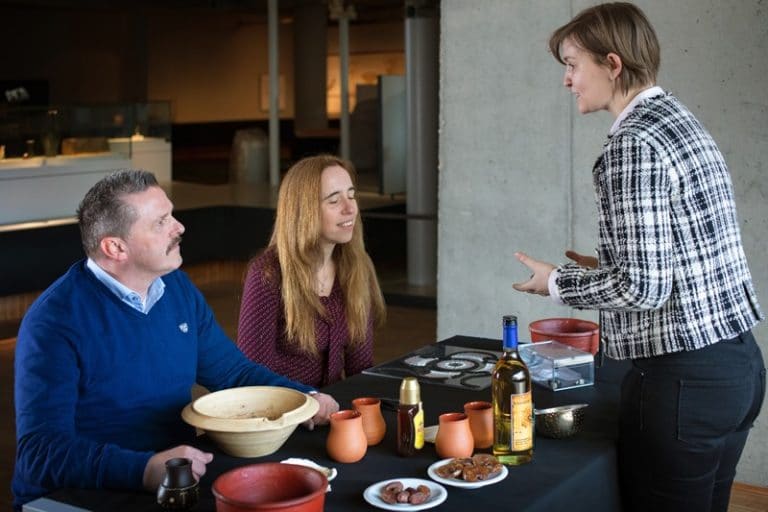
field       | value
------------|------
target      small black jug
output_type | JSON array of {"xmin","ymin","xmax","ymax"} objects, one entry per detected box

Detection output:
[{"xmin": 157, "ymin": 457, "xmax": 199, "ymax": 510}]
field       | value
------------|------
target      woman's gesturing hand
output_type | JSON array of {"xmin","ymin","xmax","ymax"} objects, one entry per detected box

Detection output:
[{"xmin": 512, "ymin": 252, "xmax": 555, "ymax": 296}]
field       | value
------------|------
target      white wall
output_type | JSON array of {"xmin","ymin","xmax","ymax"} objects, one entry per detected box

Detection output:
[{"xmin": 438, "ymin": 0, "xmax": 768, "ymax": 485}]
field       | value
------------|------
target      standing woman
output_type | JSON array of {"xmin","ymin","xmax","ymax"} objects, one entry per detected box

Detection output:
[
  {"xmin": 237, "ymin": 154, "xmax": 386, "ymax": 388},
  {"xmin": 512, "ymin": 3, "xmax": 765, "ymax": 511}
]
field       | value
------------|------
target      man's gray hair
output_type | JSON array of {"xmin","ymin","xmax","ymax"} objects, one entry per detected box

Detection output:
[{"xmin": 77, "ymin": 169, "xmax": 159, "ymax": 257}]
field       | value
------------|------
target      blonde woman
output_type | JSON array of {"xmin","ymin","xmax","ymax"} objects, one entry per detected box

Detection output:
[{"xmin": 237, "ymin": 154, "xmax": 386, "ymax": 388}]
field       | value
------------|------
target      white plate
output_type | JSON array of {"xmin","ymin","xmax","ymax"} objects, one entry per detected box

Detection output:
[
  {"xmin": 423, "ymin": 425, "xmax": 438, "ymax": 444},
  {"xmin": 363, "ymin": 478, "xmax": 447, "ymax": 511},
  {"xmin": 427, "ymin": 459, "xmax": 508, "ymax": 489},
  {"xmin": 280, "ymin": 458, "xmax": 337, "ymax": 481}
]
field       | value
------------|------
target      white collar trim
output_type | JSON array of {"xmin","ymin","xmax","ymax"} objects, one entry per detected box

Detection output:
[{"xmin": 609, "ymin": 86, "xmax": 665, "ymax": 135}]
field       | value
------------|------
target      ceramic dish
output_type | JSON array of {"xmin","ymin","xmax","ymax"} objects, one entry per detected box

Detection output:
[
  {"xmin": 427, "ymin": 459, "xmax": 508, "ymax": 489},
  {"xmin": 280, "ymin": 458, "xmax": 337, "ymax": 481},
  {"xmin": 363, "ymin": 478, "xmax": 447, "ymax": 511}
]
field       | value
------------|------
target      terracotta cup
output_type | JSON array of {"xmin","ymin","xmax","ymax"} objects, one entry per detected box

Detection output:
[
  {"xmin": 464, "ymin": 400, "xmax": 493, "ymax": 449},
  {"xmin": 434, "ymin": 412, "xmax": 474, "ymax": 459},
  {"xmin": 326, "ymin": 409, "xmax": 367, "ymax": 463},
  {"xmin": 352, "ymin": 397, "xmax": 387, "ymax": 446}
]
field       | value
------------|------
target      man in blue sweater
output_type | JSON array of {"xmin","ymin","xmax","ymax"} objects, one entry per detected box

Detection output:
[{"xmin": 12, "ymin": 169, "xmax": 340, "ymax": 509}]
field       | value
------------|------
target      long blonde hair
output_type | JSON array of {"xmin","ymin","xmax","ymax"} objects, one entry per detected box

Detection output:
[{"xmin": 268, "ymin": 154, "xmax": 385, "ymax": 356}]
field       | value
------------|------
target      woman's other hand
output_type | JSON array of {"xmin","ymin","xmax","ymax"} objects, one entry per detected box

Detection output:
[{"xmin": 565, "ymin": 249, "xmax": 598, "ymax": 269}]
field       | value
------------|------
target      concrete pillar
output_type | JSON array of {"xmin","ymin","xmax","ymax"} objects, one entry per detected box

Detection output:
[
  {"xmin": 338, "ymin": 13, "xmax": 351, "ymax": 160},
  {"xmin": 122, "ymin": 11, "xmax": 148, "ymax": 103},
  {"xmin": 268, "ymin": 0, "xmax": 280, "ymax": 186},
  {"xmin": 405, "ymin": 1, "xmax": 439, "ymax": 287},
  {"xmin": 329, "ymin": 0, "xmax": 356, "ymax": 160},
  {"xmin": 293, "ymin": 1, "xmax": 328, "ymax": 134}
]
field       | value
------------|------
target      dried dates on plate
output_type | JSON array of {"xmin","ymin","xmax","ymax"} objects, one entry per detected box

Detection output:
[
  {"xmin": 363, "ymin": 478, "xmax": 447, "ymax": 511},
  {"xmin": 434, "ymin": 454, "xmax": 502, "ymax": 481},
  {"xmin": 379, "ymin": 480, "xmax": 431, "ymax": 505},
  {"xmin": 427, "ymin": 455, "xmax": 509, "ymax": 489}
]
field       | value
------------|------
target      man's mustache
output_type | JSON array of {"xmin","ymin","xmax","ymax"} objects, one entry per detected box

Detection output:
[{"xmin": 166, "ymin": 236, "xmax": 183, "ymax": 254}]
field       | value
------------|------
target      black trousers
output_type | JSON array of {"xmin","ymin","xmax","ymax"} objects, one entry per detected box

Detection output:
[{"xmin": 618, "ymin": 330, "xmax": 766, "ymax": 512}]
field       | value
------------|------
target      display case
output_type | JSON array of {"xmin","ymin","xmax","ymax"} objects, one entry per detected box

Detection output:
[
  {"xmin": 0, "ymin": 102, "xmax": 172, "ymax": 225},
  {"xmin": 0, "ymin": 101, "xmax": 170, "ymax": 157},
  {"xmin": 519, "ymin": 341, "xmax": 595, "ymax": 391}
]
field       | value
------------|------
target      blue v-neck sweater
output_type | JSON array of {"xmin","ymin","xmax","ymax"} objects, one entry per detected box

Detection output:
[{"xmin": 13, "ymin": 261, "xmax": 313, "ymax": 508}]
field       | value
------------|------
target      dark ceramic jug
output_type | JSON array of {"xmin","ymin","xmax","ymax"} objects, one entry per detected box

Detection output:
[{"xmin": 157, "ymin": 457, "xmax": 199, "ymax": 510}]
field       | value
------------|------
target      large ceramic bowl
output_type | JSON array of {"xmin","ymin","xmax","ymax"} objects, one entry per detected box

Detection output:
[
  {"xmin": 212, "ymin": 462, "xmax": 327, "ymax": 512},
  {"xmin": 529, "ymin": 317, "xmax": 600, "ymax": 354},
  {"xmin": 181, "ymin": 386, "xmax": 318, "ymax": 457}
]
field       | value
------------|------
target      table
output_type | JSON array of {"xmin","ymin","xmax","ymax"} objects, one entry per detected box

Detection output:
[{"xmin": 31, "ymin": 336, "xmax": 629, "ymax": 511}]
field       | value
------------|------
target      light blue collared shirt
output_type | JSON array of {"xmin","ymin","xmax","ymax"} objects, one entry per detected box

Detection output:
[{"xmin": 86, "ymin": 258, "xmax": 165, "ymax": 314}]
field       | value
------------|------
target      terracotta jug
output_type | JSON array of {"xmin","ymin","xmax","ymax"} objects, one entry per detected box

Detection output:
[
  {"xmin": 352, "ymin": 397, "xmax": 387, "ymax": 446},
  {"xmin": 157, "ymin": 457, "xmax": 199, "ymax": 510},
  {"xmin": 464, "ymin": 400, "xmax": 494, "ymax": 449},
  {"xmin": 326, "ymin": 409, "xmax": 368, "ymax": 463},
  {"xmin": 435, "ymin": 412, "xmax": 474, "ymax": 459}
]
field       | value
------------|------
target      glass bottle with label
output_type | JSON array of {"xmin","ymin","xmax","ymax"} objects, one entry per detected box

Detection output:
[
  {"xmin": 397, "ymin": 377, "xmax": 425, "ymax": 456},
  {"xmin": 492, "ymin": 315, "xmax": 533, "ymax": 465}
]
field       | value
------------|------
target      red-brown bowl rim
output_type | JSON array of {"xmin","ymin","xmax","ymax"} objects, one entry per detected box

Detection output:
[{"xmin": 212, "ymin": 462, "xmax": 328, "ymax": 509}]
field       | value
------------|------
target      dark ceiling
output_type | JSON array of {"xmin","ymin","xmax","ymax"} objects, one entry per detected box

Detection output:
[{"xmin": 0, "ymin": 0, "xmax": 413, "ymax": 24}]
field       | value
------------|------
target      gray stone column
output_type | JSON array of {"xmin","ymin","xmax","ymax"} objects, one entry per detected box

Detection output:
[
  {"xmin": 293, "ymin": 0, "xmax": 328, "ymax": 134},
  {"xmin": 268, "ymin": 0, "xmax": 280, "ymax": 186},
  {"xmin": 405, "ymin": 1, "xmax": 439, "ymax": 287}
]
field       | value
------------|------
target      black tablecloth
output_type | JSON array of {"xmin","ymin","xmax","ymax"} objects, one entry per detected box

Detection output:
[{"xmin": 40, "ymin": 336, "xmax": 629, "ymax": 511}]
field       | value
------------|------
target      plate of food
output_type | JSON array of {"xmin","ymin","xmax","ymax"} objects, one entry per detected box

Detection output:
[
  {"xmin": 427, "ymin": 454, "xmax": 508, "ymax": 489},
  {"xmin": 363, "ymin": 478, "xmax": 447, "ymax": 511}
]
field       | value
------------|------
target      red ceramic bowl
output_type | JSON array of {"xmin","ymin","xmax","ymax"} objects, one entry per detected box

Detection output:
[
  {"xmin": 212, "ymin": 463, "xmax": 328, "ymax": 512},
  {"xmin": 528, "ymin": 318, "xmax": 600, "ymax": 354}
]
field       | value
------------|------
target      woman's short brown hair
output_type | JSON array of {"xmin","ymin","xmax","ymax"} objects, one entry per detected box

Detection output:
[{"xmin": 549, "ymin": 2, "xmax": 660, "ymax": 94}]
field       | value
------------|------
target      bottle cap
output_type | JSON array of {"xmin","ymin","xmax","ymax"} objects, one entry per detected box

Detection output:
[
  {"xmin": 399, "ymin": 377, "xmax": 421, "ymax": 405},
  {"xmin": 503, "ymin": 315, "xmax": 517, "ymax": 326},
  {"xmin": 503, "ymin": 314, "xmax": 518, "ymax": 349}
]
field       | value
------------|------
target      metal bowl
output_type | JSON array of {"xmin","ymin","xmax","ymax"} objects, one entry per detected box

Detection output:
[{"xmin": 534, "ymin": 403, "xmax": 588, "ymax": 439}]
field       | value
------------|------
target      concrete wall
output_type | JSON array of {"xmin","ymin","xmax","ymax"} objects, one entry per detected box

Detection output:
[{"xmin": 438, "ymin": 0, "xmax": 768, "ymax": 485}]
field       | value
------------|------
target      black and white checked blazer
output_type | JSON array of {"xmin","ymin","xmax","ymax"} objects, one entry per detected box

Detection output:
[{"xmin": 556, "ymin": 92, "xmax": 763, "ymax": 360}]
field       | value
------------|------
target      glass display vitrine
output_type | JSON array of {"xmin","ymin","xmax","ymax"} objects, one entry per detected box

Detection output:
[
  {"xmin": 0, "ymin": 102, "xmax": 173, "ymax": 225},
  {"xmin": 0, "ymin": 101, "xmax": 171, "ymax": 159}
]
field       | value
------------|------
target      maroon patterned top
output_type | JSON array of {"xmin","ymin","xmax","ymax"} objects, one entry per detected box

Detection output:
[{"xmin": 236, "ymin": 248, "xmax": 374, "ymax": 388}]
